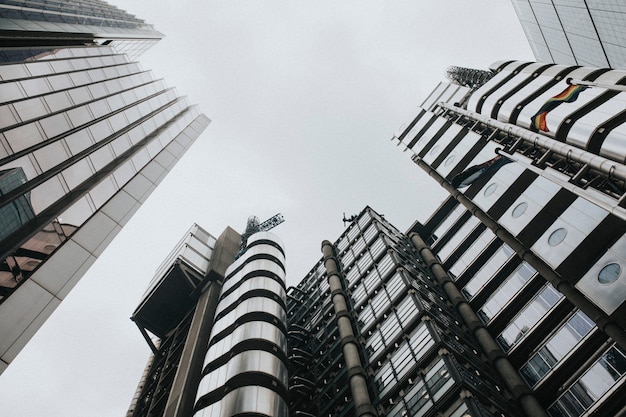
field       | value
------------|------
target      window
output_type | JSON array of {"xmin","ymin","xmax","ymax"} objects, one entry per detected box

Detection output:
[
  {"xmin": 512, "ymin": 201, "xmax": 528, "ymax": 218},
  {"xmin": 478, "ymin": 262, "xmax": 536, "ymax": 322},
  {"xmin": 520, "ymin": 311, "xmax": 595, "ymax": 387},
  {"xmin": 548, "ymin": 228, "xmax": 567, "ymax": 246},
  {"xmin": 598, "ymin": 263, "xmax": 621, "ymax": 284},
  {"xmin": 548, "ymin": 345, "xmax": 626, "ymax": 417},
  {"xmin": 497, "ymin": 285, "xmax": 563, "ymax": 351},
  {"xmin": 484, "ymin": 182, "xmax": 497, "ymax": 196}
]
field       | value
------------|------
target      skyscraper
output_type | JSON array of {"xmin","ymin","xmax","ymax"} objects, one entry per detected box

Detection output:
[
  {"xmin": 128, "ymin": 58, "xmax": 626, "ymax": 416},
  {"xmin": 393, "ymin": 60, "xmax": 626, "ymax": 416},
  {"xmin": 127, "ymin": 224, "xmax": 287, "ymax": 417},
  {"xmin": 0, "ymin": 0, "xmax": 209, "ymax": 373},
  {"xmin": 510, "ymin": 0, "xmax": 626, "ymax": 69}
]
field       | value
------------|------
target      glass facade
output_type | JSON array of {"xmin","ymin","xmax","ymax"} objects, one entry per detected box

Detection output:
[
  {"xmin": 287, "ymin": 207, "xmax": 519, "ymax": 417},
  {"xmin": 0, "ymin": 1, "xmax": 208, "ymax": 373},
  {"xmin": 511, "ymin": 0, "xmax": 626, "ymax": 69},
  {"xmin": 0, "ymin": 0, "xmax": 162, "ymax": 62}
]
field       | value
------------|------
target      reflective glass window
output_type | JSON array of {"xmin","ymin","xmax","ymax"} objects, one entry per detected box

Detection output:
[
  {"xmin": 478, "ymin": 262, "xmax": 536, "ymax": 323},
  {"xmin": 498, "ymin": 285, "xmax": 564, "ymax": 351},
  {"xmin": 391, "ymin": 342, "xmax": 413, "ymax": 380},
  {"xmin": 548, "ymin": 345, "xmax": 626, "ymax": 417},
  {"xmin": 436, "ymin": 216, "xmax": 480, "ymax": 262},
  {"xmin": 462, "ymin": 244, "xmax": 514, "ymax": 299},
  {"xmin": 380, "ymin": 314, "xmax": 401, "ymax": 344},
  {"xmin": 363, "ymin": 223, "xmax": 378, "ymax": 243},
  {"xmin": 351, "ymin": 284, "xmax": 368, "ymax": 307},
  {"xmin": 385, "ymin": 272, "xmax": 405, "ymax": 302},
  {"xmin": 409, "ymin": 324, "xmax": 434, "ymax": 358},
  {"xmin": 357, "ymin": 252, "xmax": 374, "ymax": 272},
  {"xmin": 520, "ymin": 310, "xmax": 595, "ymax": 387},
  {"xmin": 425, "ymin": 359, "xmax": 453, "ymax": 401},
  {"xmin": 396, "ymin": 295, "xmax": 418, "ymax": 327},
  {"xmin": 449, "ymin": 229, "xmax": 496, "ymax": 278},
  {"xmin": 366, "ymin": 329, "xmax": 384, "ymax": 356},
  {"xmin": 377, "ymin": 252, "xmax": 396, "ymax": 279},
  {"xmin": 352, "ymin": 237, "xmax": 366, "ymax": 255},
  {"xmin": 371, "ymin": 290, "xmax": 390, "ymax": 315},
  {"xmin": 358, "ymin": 305, "xmax": 376, "ymax": 330},
  {"xmin": 363, "ymin": 269, "xmax": 381, "ymax": 292},
  {"xmin": 369, "ymin": 236, "xmax": 386, "ymax": 260},
  {"xmin": 375, "ymin": 361, "xmax": 396, "ymax": 397}
]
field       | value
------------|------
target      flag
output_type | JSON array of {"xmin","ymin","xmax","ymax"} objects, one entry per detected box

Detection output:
[
  {"xmin": 531, "ymin": 83, "xmax": 587, "ymax": 132},
  {"xmin": 451, "ymin": 154, "xmax": 513, "ymax": 189}
]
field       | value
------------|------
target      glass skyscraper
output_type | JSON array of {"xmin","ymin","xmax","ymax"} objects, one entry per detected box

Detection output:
[
  {"xmin": 0, "ymin": 0, "xmax": 209, "ymax": 373},
  {"xmin": 510, "ymin": 0, "xmax": 626, "ymax": 68}
]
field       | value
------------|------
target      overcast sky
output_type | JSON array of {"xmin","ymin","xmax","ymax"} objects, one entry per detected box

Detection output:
[{"xmin": 0, "ymin": 2, "xmax": 533, "ymax": 416}]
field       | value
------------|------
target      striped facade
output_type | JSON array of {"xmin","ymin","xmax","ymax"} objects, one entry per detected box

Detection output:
[
  {"xmin": 194, "ymin": 232, "xmax": 289, "ymax": 417},
  {"xmin": 394, "ymin": 60, "xmax": 626, "ymax": 417}
]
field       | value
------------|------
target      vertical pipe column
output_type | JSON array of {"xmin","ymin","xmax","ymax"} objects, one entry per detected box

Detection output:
[
  {"xmin": 410, "ymin": 233, "xmax": 548, "ymax": 417},
  {"xmin": 413, "ymin": 156, "xmax": 626, "ymax": 349},
  {"xmin": 321, "ymin": 240, "xmax": 377, "ymax": 417}
]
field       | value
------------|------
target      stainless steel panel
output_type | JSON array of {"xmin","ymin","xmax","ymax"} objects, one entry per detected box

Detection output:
[
  {"xmin": 575, "ymin": 235, "xmax": 626, "ymax": 314},
  {"xmin": 532, "ymin": 197, "xmax": 608, "ymax": 268},
  {"xmin": 499, "ymin": 175, "xmax": 561, "ymax": 236}
]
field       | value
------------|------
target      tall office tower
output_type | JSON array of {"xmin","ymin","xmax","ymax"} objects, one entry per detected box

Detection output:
[
  {"xmin": 131, "ymin": 211, "xmax": 528, "ymax": 417},
  {"xmin": 510, "ymin": 0, "xmax": 626, "ymax": 68},
  {"xmin": 127, "ymin": 224, "xmax": 287, "ymax": 417},
  {"xmin": 0, "ymin": 0, "xmax": 163, "ymax": 61},
  {"xmin": 0, "ymin": 1, "xmax": 210, "ymax": 373},
  {"xmin": 393, "ymin": 60, "xmax": 626, "ymax": 416},
  {"xmin": 287, "ymin": 206, "xmax": 526, "ymax": 417}
]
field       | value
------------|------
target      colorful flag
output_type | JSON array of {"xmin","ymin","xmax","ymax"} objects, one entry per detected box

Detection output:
[
  {"xmin": 530, "ymin": 83, "xmax": 587, "ymax": 132},
  {"xmin": 451, "ymin": 154, "xmax": 513, "ymax": 189}
]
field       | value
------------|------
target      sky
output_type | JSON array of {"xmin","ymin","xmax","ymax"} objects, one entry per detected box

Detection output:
[{"xmin": 0, "ymin": 2, "xmax": 533, "ymax": 416}]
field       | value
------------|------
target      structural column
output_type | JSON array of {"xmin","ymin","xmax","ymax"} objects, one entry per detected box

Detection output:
[
  {"xmin": 321, "ymin": 241, "xmax": 377, "ymax": 417},
  {"xmin": 413, "ymin": 156, "xmax": 626, "ymax": 349},
  {"xmin": 410, "ymin": 233, "xmax": 548, "ymax": 417}
]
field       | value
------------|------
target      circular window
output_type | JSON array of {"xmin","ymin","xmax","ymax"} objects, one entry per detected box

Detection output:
[
  {"xmin": 598, "ymin": 263, "xmax": 621, "ymax": 284},
  {"xmin": 444, "ymin": 155, "xmax": 456, "ymax": 167},
  {"xmin": 484, "ymin": 183, "xmax": 497, "ymax": 197},
  {"xmin": 429, "ymin": 145, "xmax": 440, "ymax": 155},
  {"xmin": 548, "ymin": 228, "xmax": 567, "ymax": 246},
  {"xmin": 512, "ymin": 202, "xmax": 528, "ymax": 218}
]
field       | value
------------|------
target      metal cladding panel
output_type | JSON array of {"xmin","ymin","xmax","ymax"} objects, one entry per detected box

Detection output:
[
  {"xmin": 467, "ymin": 61, "xmax": 530, "ymax": 112},
  {"xmin": 431, "ymin": 129, "xmax": 482, "ymax": 178},
  {"xmin": 195, "ymin": 232, "xmax": 288, "ymax": 417},
  {"xmin": 575, "ymin": 235, "xmax": 626, "ymax": 314},
  {"xmin": 496, "ymin": 173, "xmax": 562, "ymax": 236},
  {"xmin": 479, "ymin": 62, "xmax": 548, "ymax": 117},
  {"xmin": 471, "ymin": 160, "xmax": 528, "ymax": 214},
  {"xmin": 420, "ymin": 123, "xmax": 464, "ymax": 165},
  {"xmin": 495, "ymin": 64, "xmax": 569, "ymax": 122},
  {"xmin": 531, "ymin": 197, "xmax": 609, "ymax": 269}
]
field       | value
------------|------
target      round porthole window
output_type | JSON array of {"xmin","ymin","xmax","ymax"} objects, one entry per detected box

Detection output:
[
  {"xmin": 444, "ymin": 155, "xmax": 456, "ymax": 167},
  {"xmin": 484, "ymin": 183, "xmax": 497, "ymax": 197},
  {"xmin": 512, "ymin": 202, "xmax": 528, "ymax": 218},
  {"xmin": 548, "ymin": 228, "xmax": 567, "ymax": 246},
  {"xmin": 429, "ymin": 145, "xmax": 440, "ymax": 155},
  {"xmin": 598, "ymin": 263, "xmax": 621, "ymax": 284}
]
